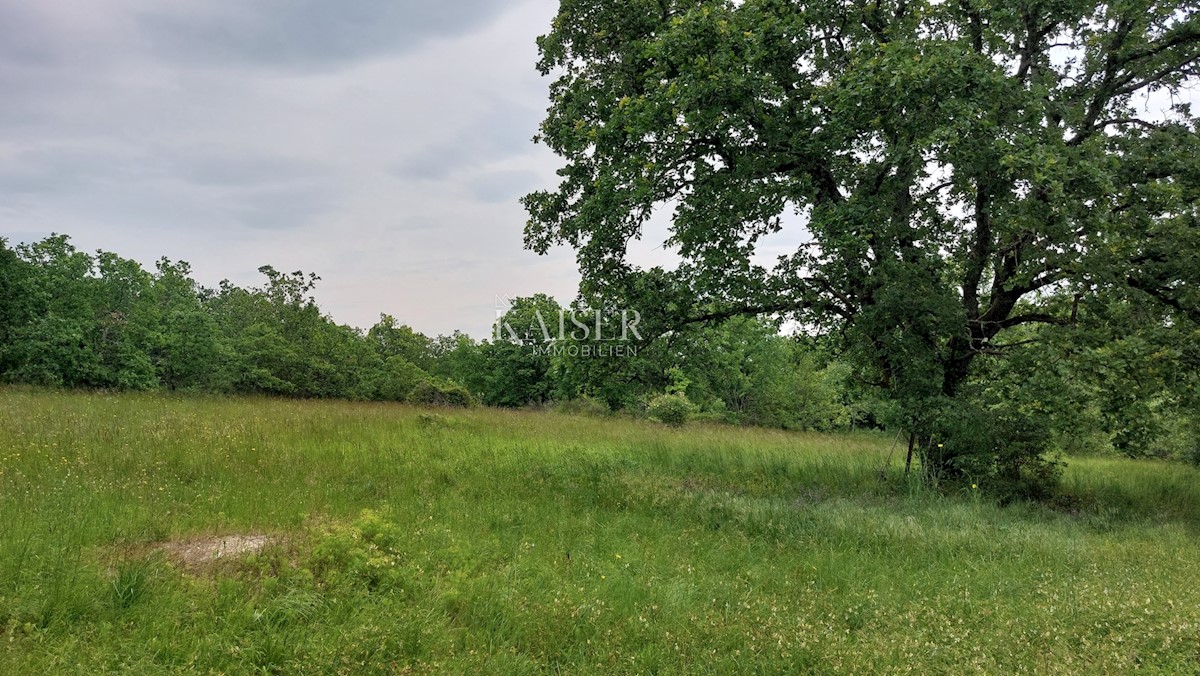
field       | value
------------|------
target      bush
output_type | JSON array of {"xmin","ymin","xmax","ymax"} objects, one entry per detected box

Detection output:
[
  {"xmin": 743, "ymin": 357, "xmax": 852, "ymax": 431},
  {"xmin": 367, "ymin": 357, "xmax": 429, "ymax": 402},
  {"xmin": 408, "ymin": 379, "xmax": 474, "ymax": 408},
  {"xmin": 308, "ymin": 509, "xmax": 410, "ymax": 592},
  {"xmin": 1146, "ymin": 413, "xmax": 1200, "ymax": 464},
  {"xmin": 926, "ymin": 394, "xmax": 1062, "ymax": 501},
  {"xmin": 647, "ymin": 392, "xmax": 696, "ymax": 427}
]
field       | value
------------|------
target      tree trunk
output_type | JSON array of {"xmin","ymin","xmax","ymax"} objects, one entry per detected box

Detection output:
[
  {"xmin": 912, "ymin": 337, "xmax": 979, "ymax": 480},
  {"xmin": 941, "ymin": 335, "xmax": 976, "ymax": 398}
]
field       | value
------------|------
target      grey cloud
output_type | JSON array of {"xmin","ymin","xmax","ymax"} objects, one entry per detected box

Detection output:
[
  {"xmin": 164, "ymin": 150, "xmax": 330, "ymax": 188},
  {"xmin": 468, "ymin": 169, "xmax": 541, "ymax": 204},
  {"xmin": 137, "ymin": 0, "xmax": 513, "ymax": 71},
  {"xmin": 0, "ymin": 5, "xmax": 60, "ymax": 65},
  {"xmin": 392, "ymin": 98, "xmax": 540, "ymax": 180},
  {"xmin": 225, "ymin": 185, "xmax": 338, "ymax": 231},
  {"xmin": 0, "ymin": 63, "xmax": 75, "ymax": 128},
  {"xmin": 0, "ymin": 144, "xmax": 324, "ymax": 197},
  {"xmin": 0, "ymin": 147, "xmax": 147, "ymax": 196}
]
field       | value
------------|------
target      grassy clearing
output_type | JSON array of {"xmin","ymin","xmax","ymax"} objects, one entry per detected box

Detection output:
[{"xmin": 1, "ymin": 387, "xmax": 1198, "ymax": 673}]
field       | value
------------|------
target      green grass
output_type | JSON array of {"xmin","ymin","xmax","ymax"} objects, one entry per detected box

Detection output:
[{"xmin": 1, "ymin": 387, "xmax": 1199, "ymax": 673}]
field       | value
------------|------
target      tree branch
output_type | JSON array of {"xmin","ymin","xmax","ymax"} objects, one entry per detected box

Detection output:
[
  {"xmin": 1126, "ymin": 276, "xmax": 1200, "ymax": 324},
  {"xmin": 998, "ymin": 313, "xmax": 1070, "ymax": 330}
]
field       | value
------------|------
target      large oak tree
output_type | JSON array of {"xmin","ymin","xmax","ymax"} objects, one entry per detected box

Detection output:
[{"xmin": 523, "ymin": 0, "xmax": 1200, "ymax": 480}]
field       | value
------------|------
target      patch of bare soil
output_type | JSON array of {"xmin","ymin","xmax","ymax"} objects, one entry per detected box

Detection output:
[{"xmin": 157, "ymin": 534, "xmax": 274, "ymax": 568}]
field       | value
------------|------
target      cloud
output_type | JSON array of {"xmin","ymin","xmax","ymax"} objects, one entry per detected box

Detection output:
[
  {"xmin": 163, "ymin": 148, "xmax": 329, "ymax": 188},
  {"xmin": 392, "ymin": 97, "xmax": 542, "ymax": 181},
  {"xmin": 136, "ymin": 0, "xmax": 514, "ymax": 72},
  {"xmin": 468, "ymin": 169, "xmax": 542, "ymax": 204},
  {"xmin": 225, "ymin": 184, "xmax": 338, "ymax": 231},
  {"xmin": 0, "ymin": 4, "xmax": 60, "ymax": 65},
  {"xmin": 0, "ymin": 144, "xmax": 149, "ymax": 197}
]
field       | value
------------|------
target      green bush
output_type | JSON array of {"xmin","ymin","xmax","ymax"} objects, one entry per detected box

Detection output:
[
  {"xmin": 927, "ymin": 395, "xmax": 1063, "ymax": 501},
  {"xmin": 647, "ymin": 392, "xmax": 696, "ymax": 427},
  {"xmin": 307, "ymin": 509, "xmax": 410, "ymax": 593},
  {"xmin": 408, "ymin": 378, "xmax": 474, "ymax": 408},
  {"xmin": 741, "ymin": 356, "xmax": 852, "ymax": 431},
  {"xmin": 367, "ymin": 357, "xmax": 429, "ymax": 402}
]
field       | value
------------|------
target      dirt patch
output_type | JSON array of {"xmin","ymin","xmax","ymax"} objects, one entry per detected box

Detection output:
[{"xmin": 157, "ymin": 534, "xmax": 274, "ymax": 568}]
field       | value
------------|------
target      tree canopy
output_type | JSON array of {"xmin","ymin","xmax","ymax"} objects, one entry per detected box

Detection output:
[{"xmin": 524, "ymin": 0, "xmax": 1200, "ymax": 482}]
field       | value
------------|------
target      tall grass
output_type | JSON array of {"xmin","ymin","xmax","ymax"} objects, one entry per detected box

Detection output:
[{"xmin": 1, "ymin": 387, "xmax": 1198, "ymax": 673}]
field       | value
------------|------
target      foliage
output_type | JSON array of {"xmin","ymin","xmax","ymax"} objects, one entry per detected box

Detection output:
[
  {"xmin": 146, "ymin": 259, "xmax": 229, "ymax": 392},
  {"xmin": 524, "ymin": 0, "xmax": 1200, "ymax": 492},
  {"xmin": 647, "ymin": 392, "xmax": 697, "ymax": 427},
  {"xmin": 0, "ymin": 234, "xmax": 474, "ymax": 406},
  {"xmin": 671, "ymin": 318, "xmax": 852, "ymax": 431},
  {"xmin": 408, "ymin": 379, "xmax": 475, "ymax": 408},
  {"xmin": 474, "ymin": 295, "xmax": 563, "ymax": 408},
  {"xmin": 308, "ymin": 510, "xmax": 410, "ymax": 592},
  {"xmin": 367, "ymin": 315, "xmax": 434, "ymax": 372},
  {"xmin": 0, "ymin": 235, "xmax": 862, "ymax": 435},
  {"xmin": 3, "ymin": 230, "xmax": 1197, "ymax": 467},
  {"xmin": 927, "ymin": 391, "xmax": 1064, "ymax": 502}
]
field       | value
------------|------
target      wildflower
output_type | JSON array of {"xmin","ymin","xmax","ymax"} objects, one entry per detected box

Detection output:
[{"xmin": 971, "ymin": 483, "xmax": 977, "ymax": 489}]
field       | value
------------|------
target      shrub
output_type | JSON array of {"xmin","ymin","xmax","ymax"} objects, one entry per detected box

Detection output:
[
  {"xmin": 742, "ymin": 356, "xmax": 852, "ymax": 431},
  {"xmin": 647, "ymin": 392, "xmax": 696, "ymax": 427},
  {"xmin": 927, "ymin": 394, "xmax": 1062, "ymax": 501},
  {"xmin": 307, "ymin": 510, "xmax": 410, "ymax": 592},
  {"xmin": 408, "ymin": 379, "xmax": 473, "ymax": 408},
  {"xmin": 367, "ymin": 357, "xmax": 429, "ymax": 402}
]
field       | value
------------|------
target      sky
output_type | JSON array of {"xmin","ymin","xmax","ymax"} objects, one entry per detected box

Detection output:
[
  {"xmin": 3, "ymin": 3, "xmax": 1191, "ymax": 338},
  {"xmin": 0, "ymin": 0, "xmax": 593, "ymax": 338}
]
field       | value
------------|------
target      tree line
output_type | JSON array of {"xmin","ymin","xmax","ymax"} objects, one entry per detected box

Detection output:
[{"xmin": 0, "ymin": 235, "xmax": 851, "ymax": 427}]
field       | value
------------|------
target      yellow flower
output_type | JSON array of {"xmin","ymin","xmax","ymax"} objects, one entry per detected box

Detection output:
[{"xmin": 971, "ymin": 484, "xmax": 978, "ymax": 489}]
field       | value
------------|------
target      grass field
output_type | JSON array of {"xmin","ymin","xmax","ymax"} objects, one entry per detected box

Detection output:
[{"xmin": 1, "ymin": 387, "xmax": 1199, "ymax": 673}]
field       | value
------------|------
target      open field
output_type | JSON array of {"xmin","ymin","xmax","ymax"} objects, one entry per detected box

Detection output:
[{"xmin": 1, "ymin": 388, "xmax": 1199, "ymax": 673}]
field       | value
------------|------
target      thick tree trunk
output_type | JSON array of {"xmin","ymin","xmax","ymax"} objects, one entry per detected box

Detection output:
[
  {"xmin": 941, "ymin": 335, "xmax": 976, "ymax": 398},
  {"xmin": 911, "ymin": 335, "xmax": 979, "ymax": 480}
]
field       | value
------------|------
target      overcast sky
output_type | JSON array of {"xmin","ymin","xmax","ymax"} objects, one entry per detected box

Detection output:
[
  {"xmin": 0, "ymin": 0, "xmax": 603, "ymax": 338},
  {"xmin": 4, "ymin": 3, "xmax": 1191, "ymax": 338}
]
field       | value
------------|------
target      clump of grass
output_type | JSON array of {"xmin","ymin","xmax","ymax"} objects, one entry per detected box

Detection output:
[{"xmin": 109, "ymin": 560, "xmax": 151, "ymax": 610}]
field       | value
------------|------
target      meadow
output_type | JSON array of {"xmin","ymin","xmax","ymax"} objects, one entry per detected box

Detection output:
[{"xmin": 1, "ymin": 387, "xmax": 1198, "ymax": 673}]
